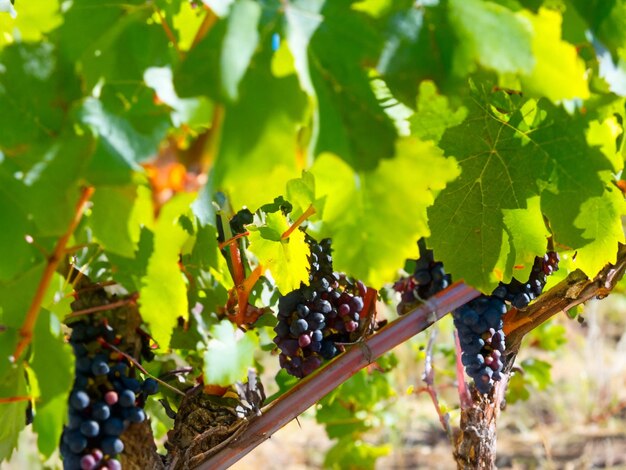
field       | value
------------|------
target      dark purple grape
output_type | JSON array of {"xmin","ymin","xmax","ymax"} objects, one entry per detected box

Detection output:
[
  {"xmin": 103, "ymin": 418, "xmax": 124, "ymax": 436},
  {"xmin": 70, "ymin": 391, "xmax": 90, "ymax": 411},
  {"xmin": 80, "ymin": 420, "xmax": 100, "ymax": 438},
  {"xmin": 142, "ymin": 378, "xmax": 159, "ymax": 395},
  {"xmin": 102, "ymin": 437, "xmax": 124, "ymax": 455},
  {"xmin": 118, "ymin": 390, "xmax": 135, "ymax": 407}
]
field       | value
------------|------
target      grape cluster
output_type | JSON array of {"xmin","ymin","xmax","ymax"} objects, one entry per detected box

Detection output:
[
  {"xmin": 273, "ymin": 237, "xmax": 368, "ymax": 378},
  {"xmin": 454, "ymin": 251, "xmax": 560, "ymax": 394},
  {"xmin": 395, "ymin": 239, "xmax": 452, "ymax": 314},
  {"xmin": 453, "ymin": 296, "xmax": 507, "ymax": 394},
  {"xmin": 493, "ymin": 252, "xmax": 560, "ymax": 308},
  {"xmin": 60, "ymin": 317, "xmax": 159, "ymax": 470}
]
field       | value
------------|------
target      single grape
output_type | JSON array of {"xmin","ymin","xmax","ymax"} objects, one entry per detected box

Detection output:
[
  {"xmin": 80, "ymin": 420, "xmax": 100, "ymax": 438},
  {"xmin": 80, "ymin": 454, "xmax": 97, "ymax": 470},
  {"xmin": 118, "ymin": 389, "xmax": 136, "ymax": 407},
  {"xmin": 106, "ymin": 458, "xmax": 122, "ymax": 470},
  {"xmin": 128, "ymin": 407, "xmax": 146, "ymax": 423},
  {"xmin": 91, "ymin": 358, "xmax": 110, "ymax": 376},
  {"xmin": 92, "ymin": 402, "xmax": 111, "ymax": 421},
  {"xmin": 102, "ymin": 437, "xmax": 124, "ymax": 455},
  {"xmin": 142, "ymin": 378, "xmax": 159, "ymax": 395},
  {"xmin": 104, "ymin": 391, "xmax": 118, "ymax": 406},
  {"xmin": 70, "ymin": 391, "xmax": 90, "ymax": 411},
  {"xmin": 103, "ymin": 417, "xmax": 125, "ymax": 436}
]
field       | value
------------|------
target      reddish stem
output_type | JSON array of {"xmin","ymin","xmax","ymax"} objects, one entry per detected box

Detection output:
[
  {"xmin": 0, "ymin": 396, "xmax": 32, "ymax": 404},
  {"xmin": 234, "ymin": 265, "xmax": 265, "ymax": 324},
  {"xmin": 154, "ymin": 7, "xmax": 182, "ymax": 57},
  {"xmin": 281, "ymin": 205, "xmax": 316, "ymax": 240},
  {"xmin": 196, "ymin": 282, "xmax": 481, "ymax": 469},
  {"xmin": 13, "ymin": 186, "xmax": 94, "ymax": 361},
  {"xmin": 191, "ymin": 8, "xmax": 218, "ymax": 50},
  {"xmin": 454, "ymin": 331, "xmax": 472, "ymax": 409},
  {"xmin": 219, "ymin": 231, "xmax": 250, "ymax": 251},
  {"xmin": 228, "ymin": 243, "xmax": 245, "ymax": 286}
]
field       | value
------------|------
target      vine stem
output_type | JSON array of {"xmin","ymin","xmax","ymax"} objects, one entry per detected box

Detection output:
[
  {"xmin": 218, "ymin": 231, "xmax": 250, "ymax": 250},
  {"xmin": 196, "ymin": 281, "xmax": 481, "ymax": 470},
  {"xmin": 98, "ymin": 339, "xmax": 186, "ymax": 397},
  {"xmin": 12, "ymin": 186, "xmax": 94, "ymax": 361},
  {"xmin": 0, "ymin": 396, "xmax": 32, "ymax": 404},
  {"xmin": 281, "ymin": 204, "xmax": 316, "ymax": 240},
  {"xmin": 153, "ymin": 7, "xmax": 182, "ymax": 58},
  {"xmin": 63, "ymin": 295, "xmax": 138, "ymax": 319},
  {"xmin": 191, "ymin": 7, "xmax": 218, "ymax": 50}
]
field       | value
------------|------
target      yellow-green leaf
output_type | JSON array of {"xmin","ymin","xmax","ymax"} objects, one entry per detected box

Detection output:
[
  {"xmin": 247, "ymin": 212, "xmax": 310, "ymax": 294},
  {"xmin": 139, "ymin": 193, "xmax": 195, "ymax": 350},
  {"xmin": 520, "ymin": 8, "xmax": 589, "ymax": 101}
]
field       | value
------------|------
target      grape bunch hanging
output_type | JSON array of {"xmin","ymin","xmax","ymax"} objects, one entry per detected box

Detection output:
[
  {"xmin": 273, "ymin": 237, "xmax": 369, "ymax": 378},
  {"xmin": 453, "ymin": 252, "xmax": 560, "ymax": 394},
  {"xmin": 394, "ymin": 239, "xmax": 452, "ymax": 314},
  {"xmin": 60, "ymin": 314, "xmax": 158, "ymax": 470}
]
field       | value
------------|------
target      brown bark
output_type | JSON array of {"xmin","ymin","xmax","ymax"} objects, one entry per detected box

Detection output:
[{"xmin": 453, "ymin": 244, "xmax": 626, "ymax": 469}]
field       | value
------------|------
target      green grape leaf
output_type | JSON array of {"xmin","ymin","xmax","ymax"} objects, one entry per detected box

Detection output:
[
  {"xmin": 144, "ymin": 67, "xmax": 213, "ymax": 129},
  {"xmin": 306, "ymin": 2, "xmax": 398, "ymax": 171},
  {"xmin": 324, "ymin": 437, "xmax": 391, "ymax": 470},
  {"xmin": 220, "ymin": 0, "xmax": 262, "ymax": 101},
  {"xmin": 33, "ymin": 394, "xmax": 67, "ymax": 458},
  {"xmin": 410, "ymin": 81, "xmax": 468, "ymax": 144},
  {"xmin": 448, "ymin": 0, "xmax": 534, "ymax": 75},
  {"xmin": 58, "ymin": 0, "xmax": 170, "ymax": 92},
  {"xmin": 284, "ymin": 0, "xmax": 325, "ymax": 96},
  {"xmin": 569, "ymin": 0, "xmax": 626, "ymax": 58},
  {"xmin": 0, "ymin": 263, "xmax": 46, "ymax": 329},
  {"xmin": 172, "ymin": 1, "xmax": 207, "ymax": 51},
  {"xmin": 90, "ymin": 185, "xmax": 154, "ymax": 258},
  {"xmin": 285, "ymin": 171, "xmax": 322, "ymax": 220},
  {"xmin": 32, "ymin": 310, "xmax": 73, "ymax": 404},
  {"xmin": 377, "ymin": 3, "xmax": 461, "ymax": 103},
  {"xmin": 0, "ymin": 190, "xmax": 38, "ymax": 282},
  {"xmin": 0, "ymin": 363, "xmax": 28, "ymax": 462},
  {"xmin": 518, "ymin": 8, "xmax": 589, "ymax": 101},
  {"xmin": 0, "ymin": 0, "xmax": 62, "ymax": 48},
  {"xmin": 31, "ymin": 310, "xmax": 73, "ymax": 457},
  {"xmin": 139, "ymin": 193, "xmax": 195, "ymax": 350},
  {"xmin": 0, "ymin": 43, "xmax": 79, "ymax": 151},
  {"xmin": 317, "ymin": 367, "xmax": 395, "ymax": 438},
  {"xmin": 212, "ymin": 51, "xmax": 307, "ymax": 210},
  {"xmin": 571, "ymin": 185, "xmax": 626, "ymax": 276},
  {"xmin": 428, "ymin": 83, "xmax": 615, "ymax": 290},
  {"xmin": 203, "ymin": 320, "xmax": 258, "ymax": 386},
  {"xmin": 311, "ymin": 138, "xmax": 460, "ymax": 287},
  {"xmin": 501, "ymin": 196, "xmax": 550, "ymax": 282},
  {"xmin": 79, "ymin": 97, "xmax": 168, "ymax": 166},
  {"xmin": 0, "ymin": 134, "xmax": 92, "ymax": 236},
  {"xmin": 247, "ymin": 212, "xmax": 310, "ymax": 294}
]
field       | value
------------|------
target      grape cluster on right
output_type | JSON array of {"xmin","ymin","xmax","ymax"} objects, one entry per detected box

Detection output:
[
  {"xmin": 274, "ymin": 237, "xmax": 368, "ymax": 378},
  {"xmin": 60, "ymin": 317, "xmax": 159, "ymax": 470},
  {"xmin": 454, "ymin": 296, "xmax": 507, "ymax": 394},
  {"xmin": 492, "ymin": 252, "xmax": 560, "ymax": 308},
  {"xmin": 453, "ymin": 251, "xmax": 560, "ymax": 394}
]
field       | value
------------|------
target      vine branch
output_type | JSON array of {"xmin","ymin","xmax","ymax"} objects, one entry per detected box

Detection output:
[
  {"xmin": 12, "ymin": 186, "xmax": 94, "ymax": 361},
  {"xmin": 192, "ymin": 281, "xmax": 481, "ymax": 469},
  {"xmin": 505, "ymin": 243, "xmax": 626, "ymax": 358}
]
